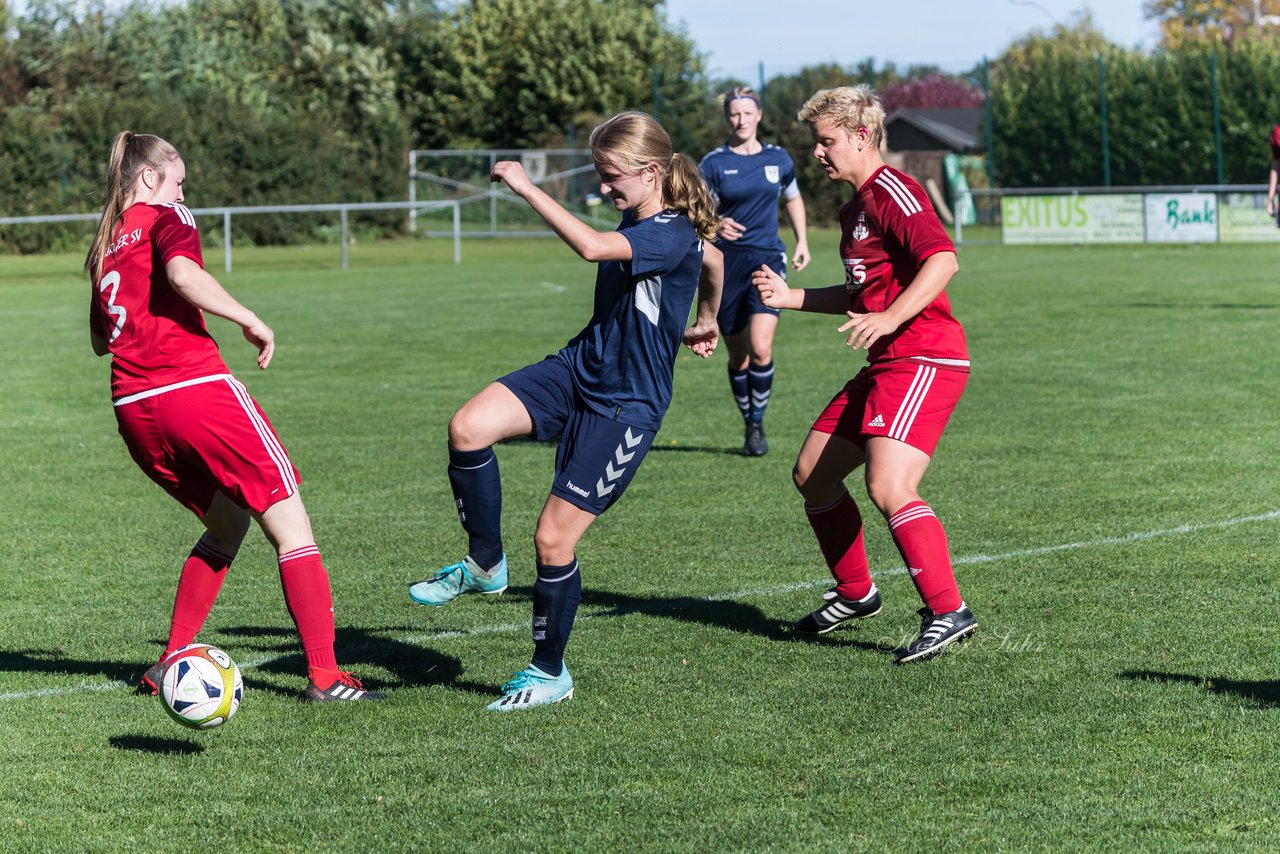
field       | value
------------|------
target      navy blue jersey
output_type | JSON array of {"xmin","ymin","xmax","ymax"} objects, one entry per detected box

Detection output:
[
  {"xmin": 562, "ymin": 209, "xmax": 704, "ymax": 431},
  {"xmin": 699, "ymin": 143, "xmax": 799, "ymax": 254}
]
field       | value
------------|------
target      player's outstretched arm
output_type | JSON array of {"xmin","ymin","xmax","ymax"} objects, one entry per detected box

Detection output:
[
  {"xmin": 491, "ymin": 161, "xmax": 633, "ymax": 263},
  {"xmin": 683, "ymin": 242, "xmax": 723, "ymax": 358},
  {"xmin": 165, "ymin": 255, "xmax": 275, "ymax": 370},
  {"xmin": 753, "ymin": 265, "xmax": 849, "ymax": 314}
]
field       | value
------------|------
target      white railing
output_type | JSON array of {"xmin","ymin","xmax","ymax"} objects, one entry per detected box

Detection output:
[{"xmin": 0, "ymin": 199, "xmax": 463, "ymax": 272}]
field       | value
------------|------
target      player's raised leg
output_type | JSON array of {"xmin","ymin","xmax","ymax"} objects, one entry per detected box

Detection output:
[
  {"xmin": 409, "ymin": 382, "xmax": 533, "ymax": 606},
  {"xmin": 141, "ymin": 491, "xmax": 249, "ymax": 694}
]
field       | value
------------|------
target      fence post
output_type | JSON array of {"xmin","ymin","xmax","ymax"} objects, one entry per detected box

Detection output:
[
  {"xmin": 758, "ymin": 61, "xmax": 766, "ymax": 111},
  {"xmin": 982, "ymin": 57, "xmax": 996, "ymax": 186},
  {"xmin": 1098, "ymin": 54, "xmax": 1111, "ymax": 187},
  {"xmin": 1211, "ymin": 51, "xmax": 1225, "ymax": 184},
  {"xmin": 490, "ymin": 151, "xmax": 498, "ymax": 234},
  {"xmin": 453, "ymin": 202, "xmax": 461, "ymax": 264},
  {"xmin": 223, "ymin": 210, "xmax": 232, "ymax": 274},
  {"xmin": 340, "ymin": 207, "xmax": 349, "ymax": 270},
  {"xmin": 408, "ymin": 150, "xmax": 417, "ymax": 233}
]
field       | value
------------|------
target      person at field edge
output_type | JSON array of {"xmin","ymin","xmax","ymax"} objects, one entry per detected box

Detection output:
[
  {"xmin": 700, "ymin": 85, "xmax": 810, "ymax": 456},
  {"xmin": 86, "ymin": 132, "xmax": 383, "ymax": 702},
  {"xmin": 407, "ymin": 111, "xmax": 723, "ymax": 711},
  {"xmin": 753, "ymin": 86, "xmax": 978, "ymax": 662},
  {"xmin": 1266, "ymin": 124, "xmax": 1280, "ymax": 228}
]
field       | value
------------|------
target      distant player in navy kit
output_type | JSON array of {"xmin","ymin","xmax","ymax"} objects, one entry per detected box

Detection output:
[
  {"xmin": 408, "ymin": 112, "xmax": 723, "ymax": 711},
  {"xmin": 700, "ymin": 86, "xmax": 809, "ymax": 456},
  {"xmin": 754, "ymin": 86, "xmax": 977, "ymax": 662}
]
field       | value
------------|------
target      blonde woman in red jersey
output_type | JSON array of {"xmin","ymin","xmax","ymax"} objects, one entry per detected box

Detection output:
[
  {"xmin": 753, "ymin": 86, "xmax": 977, "ymax": 662},
  {"xmin": 86, "ymin": 132, "xmax": 383, "ymax": 702}
]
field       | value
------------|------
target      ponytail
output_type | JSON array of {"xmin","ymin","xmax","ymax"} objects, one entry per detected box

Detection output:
[
  {"xmin": 84, "ymin": 131, "xmax": 179, "ymax": 282},
  {"xmin": 663, "ymin": 153, "xmax": 719, "ymax": 242},
  {"xmin": 589, "ymin": 111, "xmax": 720, "ymax": 242}
]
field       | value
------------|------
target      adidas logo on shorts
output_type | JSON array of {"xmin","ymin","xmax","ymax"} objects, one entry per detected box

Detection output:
[{"xmin": 868, "ymin": 414, "xmax": 885, "ymax": 428}]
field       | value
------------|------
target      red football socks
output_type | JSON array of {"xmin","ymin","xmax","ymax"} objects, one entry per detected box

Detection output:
[
  {"xmin": 278, "ymin": 545, "xmax": 338, "ymax": 672},
  {"xmin": 888, "ymin": 501, "xmax": 962, "ymax": 614},
  {"xmin": 164, "ymin": 539, "xmax": 233, "ymax": 657},
  {"xmin": 805, "ymin": 491, "xmax": 873, "ymax": 600}
]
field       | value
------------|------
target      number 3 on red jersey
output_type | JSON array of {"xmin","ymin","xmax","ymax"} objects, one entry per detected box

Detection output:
[{"xmin": 98, "ymin": 270, "xmax": 127, "ymax": 342}]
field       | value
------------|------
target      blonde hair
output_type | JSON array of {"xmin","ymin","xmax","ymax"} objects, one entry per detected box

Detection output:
[
  {"xmin": 797, "ymin": 85, "xmax": 886, "ymax": 150},
  {"xmin": 721, "ymin": 85, "xmax": 761, "ymax": 115},
  {"xmin": 589, "ymin": 111, "xmax": 720, "ymax": 242},
  {"xmin": 84, "ymin": 131, "xmax": 180, "ymax": 282}
]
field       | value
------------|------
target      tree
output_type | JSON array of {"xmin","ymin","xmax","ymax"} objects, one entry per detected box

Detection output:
[
  {"xmin": 396, "ymin": 0, "xmax": 709, "ymax": 150},
  {"xmin": 1144, "ymin": 0, "xmax": 1280, "ymax": 48},
  {"xmin": 879, "ymin": 72, "xmax": 983, "ymax": 114}
]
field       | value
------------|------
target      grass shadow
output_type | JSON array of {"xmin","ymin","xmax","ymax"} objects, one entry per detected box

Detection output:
[
  {"xmin": 216, "ymin": 625, "xmax": 494, "ymax": 698},
  {"xmin": 1117, "ymin": 669, "xmax": 1280, "ymax": 707},
  {"xmin": 572, "ymin": 587, "xmax": 895, "ymax": 656},
  {"xmin": 0, "ymin": 649, "xmax": 139, "ymax": 685},
  {"xmin": 108, "ymin": 735, "xmax": 205, "ymax": 755}
]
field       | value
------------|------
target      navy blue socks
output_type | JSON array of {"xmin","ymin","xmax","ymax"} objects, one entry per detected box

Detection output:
[
  {"xmin": 747, "ymin": 360, "xmax": 774, "ymax": 423},
  {"xmin": 447, "ymin": 445, "xmax": 504, "ymax": 570},
  {"xmin": 530, "ymin": 558, "xmax": 582, "ymax": 676}
]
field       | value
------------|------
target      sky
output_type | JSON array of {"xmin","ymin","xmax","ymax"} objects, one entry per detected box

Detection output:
[{"xmin": 661, "ymin": 0, "xmax": 1159, "ymax": 79}]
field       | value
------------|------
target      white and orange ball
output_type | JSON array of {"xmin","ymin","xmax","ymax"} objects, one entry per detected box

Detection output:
[{"xmin": 159, "ymin": 644, "xmax": 243, "ymax": 730}]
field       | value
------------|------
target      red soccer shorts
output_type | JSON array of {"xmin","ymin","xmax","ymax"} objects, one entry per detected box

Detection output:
[
  {"xmin": 113, "ymin": 375, "xmax": 301, "ymax": 516},
  {"xmin": 811, "ymin": 359, "xmax": 968, "ymax": 456}
]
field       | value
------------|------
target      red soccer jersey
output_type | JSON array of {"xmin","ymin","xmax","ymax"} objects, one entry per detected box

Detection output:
[
  {"xmin": 91, "ymin": 203, "xmax": 229, "ymax": 398},
  {"xmin": 839, "ymin": 165, "xmax": 968, "ymax": 366}
]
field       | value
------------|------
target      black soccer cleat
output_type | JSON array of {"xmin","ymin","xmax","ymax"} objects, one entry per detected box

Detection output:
[
  {"xmin": 743, "ymin": 421, "xmax": 768, "ymax": 457},
  {"xmin": 304, "ymin": 671, "xmax": 387, "ymax": 703},
  {"xmin": 138, "ymin": 661, "xmax": 165, "ymax": 696},
  {"xmin": 896, "ymin": 604, "xmax": 978, "ymax": 663},
  {"xmin": 795, "ymin": 585, "xmax": 883, "ymax": 635}
]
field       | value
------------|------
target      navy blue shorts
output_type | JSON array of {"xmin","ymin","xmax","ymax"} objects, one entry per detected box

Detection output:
[
  {"xmin": 718, "ymin": 248, "xmax": 785, "ymax": 337},
  {"xmin": 498, "ymin": 355, "xmax": 656, "ymax": 516}
]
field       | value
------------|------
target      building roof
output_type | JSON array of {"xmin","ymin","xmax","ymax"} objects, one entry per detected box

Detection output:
[{"xmin": 885, "ymin": 108, "xmax": 984, "ymax": 153}]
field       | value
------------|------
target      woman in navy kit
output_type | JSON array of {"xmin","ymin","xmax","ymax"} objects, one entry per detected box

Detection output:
[
  {"xmin": 700, "ymin": 86, "xmax": 809, "ymax": 456},
  {"xmin": 408, "ymin": 112, "xmax": 723, "ymax": 711},
  {"xmin": 754, "ymin": 86, "xmax": 978, "ymax": 662},
  {"xmin": 86, "ymin": 132, "xmax": 382, "ymax": 702}
]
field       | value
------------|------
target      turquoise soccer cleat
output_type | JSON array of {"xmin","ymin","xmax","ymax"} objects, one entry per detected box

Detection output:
[
  {"xmin": 408, "ymin": 555, "xmax": 508, "ymax": 606},
  {"xmin": 486, "ymin": 664, "xmax": 574, "ymax": 712}
]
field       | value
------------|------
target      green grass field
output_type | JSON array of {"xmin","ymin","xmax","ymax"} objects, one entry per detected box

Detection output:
[{"xmin": 3, "ymin": 231, "xmax": 1280, "ymax": 851}]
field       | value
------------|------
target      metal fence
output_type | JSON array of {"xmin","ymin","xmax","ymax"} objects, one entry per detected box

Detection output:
[
  {"xmin": 0, "ymin": 200, "xmax": 463, "ymax": 272},
  {"xmin": 409, "ymin": 148, "xmax": 600, "ymax": 236}
]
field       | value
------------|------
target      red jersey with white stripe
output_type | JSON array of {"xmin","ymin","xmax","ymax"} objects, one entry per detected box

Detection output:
[
  {"xmin": 91, "ymin": 203, "xmax": 229, "ymax": 399},
  {"xmin": 839, "ymin": 165, "xmax": 968, "ymax": 367}
]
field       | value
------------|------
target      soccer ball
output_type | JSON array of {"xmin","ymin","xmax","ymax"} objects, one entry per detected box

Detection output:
[{"xmin": 159, "ymin": 644, "xmax": 243, "ymax": 730}]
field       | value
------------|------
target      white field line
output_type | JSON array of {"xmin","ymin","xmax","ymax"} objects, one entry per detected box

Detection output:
[{"xmin": 5, "ymin": 509, "xmax": 1278, "ymax": 702}]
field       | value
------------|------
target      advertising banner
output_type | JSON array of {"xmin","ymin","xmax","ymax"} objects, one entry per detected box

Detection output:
[
  {"xmin": 1143, "ymin": 193, "xmax": 1217, "ymax": 243},
  {"xmin": 1001, "ymin": 194, "xmax": 1144, "ymax": 244},
  {"xmin": 1217, "ymin": 193, "xmax": 1280, "ymax": 242}
]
